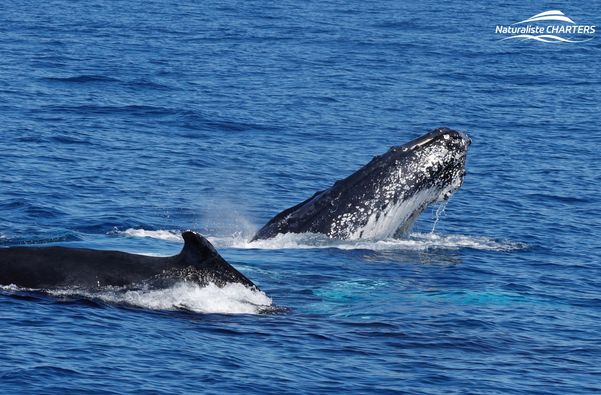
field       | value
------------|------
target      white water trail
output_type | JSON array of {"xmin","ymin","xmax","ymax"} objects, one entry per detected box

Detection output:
[
  {"xmin": 1, "ymin": 282, "xmax": 274, "ymax": 315},
  {"xmin": 113, "ymin": 227, "xmax": 525, "ymax": 252}
]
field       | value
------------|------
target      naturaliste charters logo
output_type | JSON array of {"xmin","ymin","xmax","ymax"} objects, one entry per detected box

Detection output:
[{"xmin": 495, "ymin": 10, "xmax": 595, "ymax": 43}]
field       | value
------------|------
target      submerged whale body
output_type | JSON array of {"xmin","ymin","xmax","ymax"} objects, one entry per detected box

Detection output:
[
  {"xmin": 0, "ymin": 231, "xmax": 256, "ymax": 290},
  {"xmin": 252, "ymin": 127, "xmax": 471, "ymax": 241}
]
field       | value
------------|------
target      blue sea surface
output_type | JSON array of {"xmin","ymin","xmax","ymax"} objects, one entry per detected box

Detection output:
[{"xmin": 1, "ymin": 1, "xmax": 600, "ymax": 393}]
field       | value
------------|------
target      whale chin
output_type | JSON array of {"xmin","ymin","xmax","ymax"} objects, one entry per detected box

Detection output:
[{"xmin": 252, "ymin": 127, "xmax": 471, "ymax": 241}]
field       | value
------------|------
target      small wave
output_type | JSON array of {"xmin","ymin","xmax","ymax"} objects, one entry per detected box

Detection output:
[
  {"xmin": 42, "ymin": 75, "xmax": 120, "ymax": 83},
  {"xmin": 49, "ymin": 135, "xmax": 94, "ymax": 145},
  {"xmin": 46, "ymin": 104, "xmax": 175, "ymax": 116},
  {"xmin": 126, "ymin": 78, "xmax": 174, "ymax": 90},
  {"xmin": 24, "ymin": 205, "xmax": 68, "ymax": 218},
  {"xmin": 15, "ymin": 135, "xmax": 46, "ymax": 143},
  {"xmin": 527, "ymin": 193, "xmax": 590, "ymax": 204}
]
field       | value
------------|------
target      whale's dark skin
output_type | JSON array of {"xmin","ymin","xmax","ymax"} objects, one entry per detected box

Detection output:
[
  {"xmin": 0, "ymin": 231, "xmax": 256, "ymax": 289},
  {"xmin": 252, "ymin": 127, "xmax": 471, "ymax": 241}
]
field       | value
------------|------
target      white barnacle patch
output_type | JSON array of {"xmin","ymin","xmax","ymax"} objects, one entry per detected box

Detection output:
[{"xmin": 325, "ymin": 135, "xmax": 468, "ymax": 240}]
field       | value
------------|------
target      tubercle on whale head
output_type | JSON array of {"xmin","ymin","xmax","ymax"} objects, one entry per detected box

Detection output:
[
  {"xmin": 378, "ymin": 128, "xmax": 470, "ymax": 176},
  {"xmin": 394, "ymin": 127, "xmax": 471, "ymax": 153},
  {"xmin": 409, "ymin": 128, "xmax": 470, "ymax": 193}
]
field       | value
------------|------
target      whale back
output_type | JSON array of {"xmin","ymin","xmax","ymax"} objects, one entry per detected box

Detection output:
[{"xmin": 0, "ymin": 232, "xmax": 256, "ymax": 290}]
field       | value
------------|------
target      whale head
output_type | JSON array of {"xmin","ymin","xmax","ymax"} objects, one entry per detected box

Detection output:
[
  {"xmin": 335, "ymin": 127, "xmax": 471, "ymax": 239},
  {"xmin": 391, "ymin": 127, "xmax": 471, "ymax": 203},
  {"xmin": 251, "ymin": 127, "xmax": 471, "ymax": 241}
]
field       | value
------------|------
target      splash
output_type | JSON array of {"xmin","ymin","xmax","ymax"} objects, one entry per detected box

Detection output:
[
  {"xmin": 430, "ymin": 202, "xmax": 448, "ymax": 234},
  {"xmin": 243, "ymin": 232, "xmax": 524, "ymax": 252},
  {"xmin": 113, "ymin": 227, "xmax": 525, "ymax": 253}
]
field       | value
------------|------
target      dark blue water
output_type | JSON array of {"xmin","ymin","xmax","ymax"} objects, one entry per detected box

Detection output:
[{"xmin": 1, "ymin": 1, "xmax": 600, "ymax": 393}]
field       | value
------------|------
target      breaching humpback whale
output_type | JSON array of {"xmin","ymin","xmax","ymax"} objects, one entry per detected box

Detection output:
[
  {"xmin": 0, "ymin": 231, "xmax": 256, "ymax": 290},
  {"xmin": 252, "ymin": 127, "xmax": 471, "ymax": 241}
]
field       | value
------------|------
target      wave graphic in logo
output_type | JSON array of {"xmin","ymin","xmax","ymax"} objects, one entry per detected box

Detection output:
[
  {"xmin": 513, "ymin": 10, "xmax": 575, "ymax": 25},
  {"xmin": 501, "ymin": 34, "xmax": 592, "ymax": 43}
]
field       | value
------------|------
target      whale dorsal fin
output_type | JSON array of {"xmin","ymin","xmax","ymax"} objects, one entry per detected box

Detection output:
[
  {"xmin": 181, "ymin": 231, "xmax": 220, "ymax": 262},
  {"xmin": 179, "ymin": 231, "xmax": 256, "ymax": 288}
]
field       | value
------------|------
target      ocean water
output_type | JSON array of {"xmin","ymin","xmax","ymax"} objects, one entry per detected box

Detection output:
[{"xmin": 1, "ymin": 1, "xmax": 600, "ymax": 393}]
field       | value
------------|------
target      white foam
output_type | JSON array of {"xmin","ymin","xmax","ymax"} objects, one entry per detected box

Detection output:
[
  {"xmin": 48, "ymin": 282, "xmax": 273, "ymax": 314},
  {"xmin": 0, "ymin": 284, "xmax": 22, "ymax": 291},
  {"xmin": 113, "ymin": 226, "xmax": 524, "ymax": 253},
  {"xmin": 211, "ymin": 232, "xmax": 525, "ymax": 252}
]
